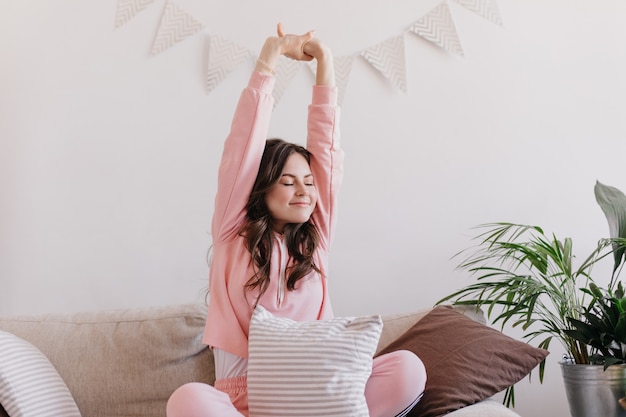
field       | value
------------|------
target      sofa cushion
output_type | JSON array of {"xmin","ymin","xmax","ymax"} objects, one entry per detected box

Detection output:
[
  {"xmin": 0, "ymin": 304, "xmax": 213, "ymax": 417},
  {"xmin": 376, "ymin": 305, "xmax": 549, "ymax": 417},
  {"xmin": 376, "ymin": 305, "xmax": 485, "ymax": 355},
  {"xmin": 0, "ymin": 330, "xmax": 82, "ymax": 417},
  {"xmin": 247, "ymin": 306, "xmax": 383, "ymax": 417}
]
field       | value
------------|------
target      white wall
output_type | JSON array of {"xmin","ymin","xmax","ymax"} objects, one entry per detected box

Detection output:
[{"xmin": 3, "ymin": 1, "xmax": 626, "ymax": 415}]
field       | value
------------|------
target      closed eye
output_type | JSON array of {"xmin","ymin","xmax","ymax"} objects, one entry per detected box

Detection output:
[{"xmin": 278, "ymin": 173, "xmax": 314, "ymax": 187}]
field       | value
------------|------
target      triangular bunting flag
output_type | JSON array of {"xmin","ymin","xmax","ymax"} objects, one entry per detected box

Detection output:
[
  {"xmin": 305, "ymin": 56, "xmax": 354, "ymax": 106},
  {"xmin": 334, "ymin": 56, "xmax": 354, "ymax": 106},
  {"xmin": 272, "ymin": 57, "xmax": 301, "ymax": 106},
  {"xmin": 306, "ymin": 60, "xmax": 316, "ymax": 77},
  {"xmin": 454, "ymin": 0, "xmax": 503, "ymax": 26},
  {"xmin": 409, "ymin": 2, "xmax": 464, "ymax": 57},
  {"xmin": 206, "ymin": 35, "xmax": 252, "ymax": 93},
  {"xmin": 115, "ymin": 0, "xmax": 157, "ymax": 29},
  {"xmin": 151, "ymin": 2, "xmax": 204, "ymax": 56},
  {"xmin": 360, "ymin": 35, "xmax": 408, "ymax": 93}
]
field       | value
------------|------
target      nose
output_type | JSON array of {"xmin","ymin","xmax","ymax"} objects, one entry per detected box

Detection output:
[{"xmin": 295, "ymin": 183, "xmax": 308, "ymax": 196}]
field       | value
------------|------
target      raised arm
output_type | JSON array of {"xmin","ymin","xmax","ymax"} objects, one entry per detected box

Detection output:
[
  {"xmin": 212, "ymin": 25, "xmax": 326, "ymax": 243},
  {"xmin": 304, "ymin": 40, "xmax": 343, "ymax": 249},
  {"xmin": 303, "ymin": 38, "xmax": 335, "ymax": 88}
]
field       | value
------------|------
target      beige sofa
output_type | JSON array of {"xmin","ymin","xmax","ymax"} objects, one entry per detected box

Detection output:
[{"xmin": 0, "ymin": 303, "xmax": 522, "ymax": 417}]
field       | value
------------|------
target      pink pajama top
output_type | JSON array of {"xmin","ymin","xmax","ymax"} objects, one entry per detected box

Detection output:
[{"xmin": 203, "ymin": 71, "xmax": 343, "ymax": 359}]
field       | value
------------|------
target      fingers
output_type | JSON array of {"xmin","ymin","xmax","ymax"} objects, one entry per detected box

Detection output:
[
  {"xmin": 276, "ymin": 22, "xmax": 315, "ymax": 41},
  {"xmin": 302, "ymin": 30, "xmax": 315, "ymax": 42},
  {"xmin": 274, "ymin": 23, "xmax": 318, "ymax": 61}
]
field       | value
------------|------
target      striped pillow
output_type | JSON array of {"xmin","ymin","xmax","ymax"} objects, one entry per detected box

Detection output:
[
  {"xmin": 0, "ymin": 331, "xmax": 82, "ymax": 417},
  {"xmin": 247, "ymin": 306, "xmax": 382, "ymax": 417}
]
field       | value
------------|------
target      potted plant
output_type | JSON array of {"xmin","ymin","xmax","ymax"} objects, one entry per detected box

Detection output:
[
  {"xmin": 438, "ymin": 181, "xmax": 626, "ymax": 417},
  {"xmin": 562, "ymin": 281, "xmax": 626, "ymax": 417},
  {"xmin": 565, "ymin": 281, "xmax": 626, "ymax": 369}
]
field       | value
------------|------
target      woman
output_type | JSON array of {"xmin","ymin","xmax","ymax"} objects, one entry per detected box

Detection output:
[{"xmin": 167, "ymin": 24, "xmax": 426, "ymax": 417}]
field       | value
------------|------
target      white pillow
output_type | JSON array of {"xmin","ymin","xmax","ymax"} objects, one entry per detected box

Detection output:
[
  {"xmin": 247, "ymin": 306, "xmax": 383, "ymax": 417},
  {"xmin": 0, "ymin": 330, "xmax": 82, "ymax": 417}
]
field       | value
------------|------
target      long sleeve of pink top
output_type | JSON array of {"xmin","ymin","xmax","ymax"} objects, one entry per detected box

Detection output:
[{"xmin": 203, "ymin": 71, "xmax": 343, "ymax": 358}]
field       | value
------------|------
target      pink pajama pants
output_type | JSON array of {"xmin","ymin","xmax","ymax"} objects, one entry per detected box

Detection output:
[{"xmin": 166, "ymin": 350, "xmax": 426, "ymax": 417}]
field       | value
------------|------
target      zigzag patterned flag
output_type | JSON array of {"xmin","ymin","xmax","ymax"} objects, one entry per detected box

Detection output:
[
  {"xmin": 305, "ymin": 56, "xmax": 354, "ymax": 106},
  {"xmin": 334, "ymin": 55, "xmax": 355, "ymax": 106},
  {"xmin": 272, "ymin": 57, "xmax": 301, "ymax": 106},
  {"xmin": 206, "ymin": 35, "xmax": 252, "ymax": 93},
  {"xmin": 115, "ymin": 0, "xmax": 156, "ymax": 29},
  {"xmin": 409, "ymin": 1, "xmax": 464, "ymax": 57},
  {"xmin": 151, "ymin": 1, "xmax": 204, "ymax": 56},
  {"xmin": 360, "ymin": 35, "xmax": 408, "ymax": 93},
  {"xmin": 454, "ymin": 0, "xmax": 503, "ymax": 26},
  {"xmin": 306, "ymin": 60, "xmax": 317, "ymax": 77}
]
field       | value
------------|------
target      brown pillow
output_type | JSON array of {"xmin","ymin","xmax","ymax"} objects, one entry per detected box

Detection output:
[{"xmin": 376, "ymin": 305, "xmax": 549, "ymax": 417}]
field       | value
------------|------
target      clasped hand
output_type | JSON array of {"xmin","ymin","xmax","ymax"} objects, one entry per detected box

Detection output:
[{"xmin": 276, "ymin": 23, "xmax": 327, "ymax": 62}]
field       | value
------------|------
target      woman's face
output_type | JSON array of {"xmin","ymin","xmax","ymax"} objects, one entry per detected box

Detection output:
[{"xmin": 265, "ymin": 153, "xmax": 317, "ymax": 233}]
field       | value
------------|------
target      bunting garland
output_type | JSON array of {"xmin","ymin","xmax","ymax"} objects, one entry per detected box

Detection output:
[
  {"xmin": 361, "ymin": 35, "xmax": 408, "ymax": 93},
  {"xmin": 409, "ymin": 2, "xmax": 464, "ymax": 57},
  {"xmin": 333, "ymin": 56, "xmax": 355, "ymax": 107},
  {"xmin": 454, "ymin": 0, "xmax": 503, "ymax": 26},
  {"xmin": 151, "ymin": 1, "xmax": 204, "ymax": 56},
  {"xmin": 206, "ymin": 35, "xmax": 252, "ymax": 93},
  {"xmin": 272, "ymin": 57, "xmax": 302, "ymax": 105},
  {"xmin": 115, "ymin": 0, "xmax": 503, "ymax": 101},
  {"xmin": 115, "ymin": 0, "xmax": 156, "ymax": 28}
]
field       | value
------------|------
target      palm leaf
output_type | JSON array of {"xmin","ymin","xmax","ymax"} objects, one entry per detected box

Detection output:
[{"xmin": 594, "ymin": 181, "xmax": 626, "ymax": 276}]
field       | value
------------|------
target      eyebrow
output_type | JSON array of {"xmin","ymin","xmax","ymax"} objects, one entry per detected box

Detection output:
[{"xmin": 281, "ymin": 173, "xmax": 313, "ymax": 178}]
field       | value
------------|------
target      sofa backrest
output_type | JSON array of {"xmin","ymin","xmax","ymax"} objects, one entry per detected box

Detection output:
[
  {"xmin": 0, "ymin": 303, "xmax": 214, "ymax": 417},
  {"xmin": 0, "ymin": 303, "xmax": 477, "ymax": 417}
]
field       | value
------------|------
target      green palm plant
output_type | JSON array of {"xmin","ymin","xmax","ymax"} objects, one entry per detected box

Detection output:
[
  {"xmin": 565, "ymin": 282, "xmax": 626, "ymax": 369},
  {"xmin": 438, "ymin": 181, "xmax": 626, "ymax": 405}
]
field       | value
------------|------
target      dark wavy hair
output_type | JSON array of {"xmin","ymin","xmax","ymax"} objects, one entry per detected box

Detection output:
[{"xmin": 239, "ymin": 138, "xmax": 322, "ymax": 301}]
